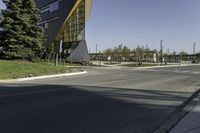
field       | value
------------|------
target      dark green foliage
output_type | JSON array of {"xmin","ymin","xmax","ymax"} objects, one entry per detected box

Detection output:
[{"xmin": 0, "ymin": 0, "xmax": 44, "ymax": 59}]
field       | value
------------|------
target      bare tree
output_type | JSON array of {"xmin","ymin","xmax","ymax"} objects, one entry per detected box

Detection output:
[
  {"xmin": 122, "ymin": 45, "xmax": 131, "ymax": 61},
  {"xmin": 136, "ymin": 46, "xmax": 145, "ymax": 65}
]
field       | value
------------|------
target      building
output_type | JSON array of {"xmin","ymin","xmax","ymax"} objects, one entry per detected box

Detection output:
[
  {"xmin": 0, "ymin": 10, "xmax": 2, "ymax": 16},
  {"xmin": 34, "ymin": 0, "xmax": 92, "ymax": 62},
  {"xmin": 0, "ymin": 9, "xmax": 3, "ymax": 48},
  {"xmin": 0, "ymin": 9, "xmax": 3, "ymax": 26},
  {"xmin": 90, "ymin": 50, "xmax": 159, "ymax": 62}
]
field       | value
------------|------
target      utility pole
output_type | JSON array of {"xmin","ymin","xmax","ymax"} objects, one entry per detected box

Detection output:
[
  {"xmin": 160, "ymin": 40, "xmax": 163, "ymax": 65},
  {"xmin": 96, "ymin": 44, "xmax": 98, "ymax": 61},
  {"xmin": 89, "ymin": 48, "xmax": 91, "ymax": 54},
  {"xmin": 167, "ymin": 49, "xmax": 170, "ymax": 54},
  {"xmin": 146, "ymin": 44, "xmax": 148, "ymax": 52},
  {"xmin": 167, "ymin": 48, "xmax": 170, "ymax": 63},
  {"xmin": 96, "ymin": 45, "xmax": 98, "ymax": 54},
  {"xmin": 146, "ymin": 44, "xmax": 148, "ymax": 62},
  {"xmin": 193, "ymin": 42, "xmax": 196, "ymax": 55},
  {"xmin": 59, "ymin": 40, "xmax": 63, "ymax": 64}
]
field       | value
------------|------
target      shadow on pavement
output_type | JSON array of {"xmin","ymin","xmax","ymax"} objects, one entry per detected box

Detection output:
[{"xmin": 0, "ymin": 84, "xmax": 194, "ymax": 133}]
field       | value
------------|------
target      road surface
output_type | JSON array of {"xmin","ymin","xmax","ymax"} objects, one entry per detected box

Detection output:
[{"xmin": 0, "ymin": 65, "xmax": 199, "ymax": 133}]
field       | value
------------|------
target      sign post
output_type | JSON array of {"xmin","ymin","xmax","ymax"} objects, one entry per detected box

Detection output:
[{"xmin": 59, "ymin": 40, "xmax": 63, "ymax": 64}]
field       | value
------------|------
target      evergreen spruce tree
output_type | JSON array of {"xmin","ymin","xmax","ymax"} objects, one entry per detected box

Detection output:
[{"xmin": 1, "ymin": 0, "xmax": 44, "ymax": 59}]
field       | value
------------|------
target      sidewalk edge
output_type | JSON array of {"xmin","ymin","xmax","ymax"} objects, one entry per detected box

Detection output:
[
  {"xmin": 153, "ymin": 89, "xmax": 200, "ymax": 133},
  {"xmin": 0, "ymin": 71, "xmax": 88, "ymax": 83}
]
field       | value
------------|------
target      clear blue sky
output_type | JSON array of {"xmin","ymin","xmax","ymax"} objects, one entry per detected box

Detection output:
[
  {"xmin": 86, "ymin": 0, "xmax": 200, "ymax": 53},
  {"xmin": 1, "ymin": 0, "xmax": 200, "ymax": 53}
]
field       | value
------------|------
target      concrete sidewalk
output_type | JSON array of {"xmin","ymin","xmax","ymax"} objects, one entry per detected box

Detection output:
[{"xmin": 170, "ymin": 97, "xmax": 200, "ymax": 133}]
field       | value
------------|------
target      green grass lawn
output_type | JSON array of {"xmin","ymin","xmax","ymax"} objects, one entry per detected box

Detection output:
[
  {"xmin": 0, "ymin": 60, "xmax": 73, "ymax": 80},
  {"xmin": 120, "ymin": 63, "xmax": 160, "ymax": 67}
]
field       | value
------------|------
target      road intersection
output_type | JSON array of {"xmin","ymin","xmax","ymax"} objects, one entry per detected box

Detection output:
[{"xmin": 0, "ymin": 65, "xmax": 199, "ymax": 133}]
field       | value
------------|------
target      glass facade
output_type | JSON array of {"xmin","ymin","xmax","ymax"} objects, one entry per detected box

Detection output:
[{"xmin": 61, "ymin": 0, "xmax": 86, "ymax": 44}]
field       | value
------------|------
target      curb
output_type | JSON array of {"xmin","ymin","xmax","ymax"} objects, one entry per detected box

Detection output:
[
  {"xmin": 136, "ymin": 64, "xmax": 188, "ymax": 69},
  {"xmin": 0, "ymin": 71, "xmax": 88, "ymax": 82},
  {"xmin": 137, "ymin": 64, "xmax": 200, "ymax": 70},
  {"xmin": 153, "ymin": 89, "xmax": 200, "ymax": 133}
]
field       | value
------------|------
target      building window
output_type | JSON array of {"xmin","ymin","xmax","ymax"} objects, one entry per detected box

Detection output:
[
  {"xmin": 41, "ymin": 1, "xmax": 59, "ymax": 13},
  {"xmin": 44, "ymin": 23, "xmax": 48, "ymax": 29}
]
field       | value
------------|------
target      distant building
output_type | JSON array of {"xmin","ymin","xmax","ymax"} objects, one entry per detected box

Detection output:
[{"xmin": 90, "ymin": 50, "xmax": 159, "ymax": 62}]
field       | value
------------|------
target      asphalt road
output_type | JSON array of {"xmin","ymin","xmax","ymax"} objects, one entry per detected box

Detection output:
[{"xmin": 0, "ymin": 65, "xmax": 200, "ymax": 133}]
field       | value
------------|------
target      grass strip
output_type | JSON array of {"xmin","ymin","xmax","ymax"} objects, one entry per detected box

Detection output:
[{"xmin": 0, "ymin": 60, "xmax": 72, "ymax": 79}]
